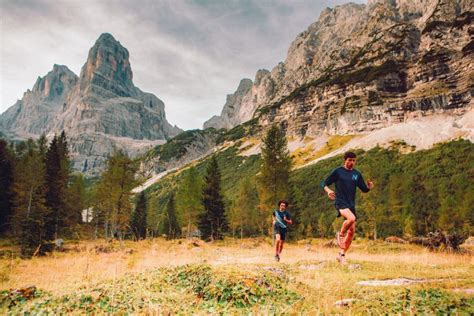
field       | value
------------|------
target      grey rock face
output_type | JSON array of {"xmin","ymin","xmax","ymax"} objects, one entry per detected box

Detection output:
[
  {"xmin": 78, "ymin": 33, "xmax": 136, "ymax": 98},
  {"xmin": 0, "ymin": 33, "xmax": 181, "ymax": 175},
  {"xmin": 203, "ymin": 79, "xmax": 253, "ymax": 129},
  {"xmin": 206, "ymin": 0, "xmax": 473, "ymax": 135},
  {"xmin": 1, "ymin": 64, "xmax": 78, "ymax": 137}
]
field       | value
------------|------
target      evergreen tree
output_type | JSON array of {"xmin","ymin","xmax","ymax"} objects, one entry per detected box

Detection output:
[
  {"xmin": 305, "ymin": 223, "xmax": 314, "ymax": 239},
  {"xmin": 0, "ymin": 139, "xmax": 15, "ymax": 235},
  {"xmin": 460, "ymin": 188, "xmax": 474, "ymax": 235},
  {"xmin": 176, "ymin": 166, "xmax": 204, "ymax": 237},
  {"xmin": 67, "ymin": 173, "xmax": 86, "ymax": 229},
  {"xmin": 198, "ymin": 156, "xmax": 228, "ymax": 241},
  {"xmin": 256, "ymin": 125, "xmax": 292, "ymax": 233},
  {"xmin": 131, "ymin": 191, "xmax": 147, "ymax": 240},
  {"xmin": 44, "ymin": 132, "xmax": 71, "ymax": 240},
  {"xmin": 11, "ymin": 139, "xmax": 49, "ymax": 257},
  {"xmin": 44, "ymin": 136, "xmax": 61, "ymax": 240},
  {"xmin": 93, "ymin": 151, "xmax": 139, "ymax": 240},
  {"xmin": 163, "ymin": 192, "xmax": 180, "ymax": 239},
  {"xmin": 228, "ymin": 177, "xmax": 259, "ymax": 238},
  {"xmin": 146, "ymin": 195, "xmax": 160, "ymax": 238}
]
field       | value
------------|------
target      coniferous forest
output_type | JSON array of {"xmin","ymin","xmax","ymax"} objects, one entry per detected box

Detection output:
[{"xmin": 1, "ymin": 130, "xmax": 473, "ymax": 257}]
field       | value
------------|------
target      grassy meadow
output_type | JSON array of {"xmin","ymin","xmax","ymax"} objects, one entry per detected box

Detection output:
[{"xmin": 1, "ymin": 237, "xmax": 473, "ymax": 314}]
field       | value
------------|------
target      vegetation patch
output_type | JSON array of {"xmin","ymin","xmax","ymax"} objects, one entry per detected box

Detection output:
[
  {"xmin": 351, "ymin": 288, "xmax": 474, "ymax": 314},
  {"xmin": 409, "ymin": 81, "xmax": 449, "ymax": 98},
  {"xmin": 151, "ymin": 128, "xmax": 221, "ymax": 163},
  {"xmin": 1, "ymin": 264, "xmax": 300, "ymax": 314},
  {"xmin": 216, "ymin": 118, "xmax": 261, "ymax": 144},
  {"xmin": 291, "ymin": 139, "xmax": 474, "ymax": 239},
  {"xmin": 292, "ymin": 135, "xmax": 356, "ymax": 168},
  {"xmin": 145, "ymin": 145, "xmax": 262, "ymax": 235},
  {"xmin": 292, "ymin": 144, "xmax": 318, "ymax": 167},
  {"xmin": 313, "ymin": 135, "xmax": 356, "ymax": 160}
]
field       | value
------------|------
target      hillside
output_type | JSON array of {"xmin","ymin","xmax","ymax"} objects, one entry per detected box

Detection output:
[{"xmin": 139, "ymin": 136, "xmax": 473, "ymax": 239}]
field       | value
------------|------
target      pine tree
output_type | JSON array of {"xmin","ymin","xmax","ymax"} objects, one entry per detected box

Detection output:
[
  {"xmin": 11, "ymin": 139, "xmax": 49, "ymax": 257},
  {"xmin": 146, "ymin": 195, "xmax": 160, "ymax": 238},
  {"xmin": 256, "ymin": 125, "xmax": 292, "ymax": 232},
  {"xmin": 198, "ymin": 156, "xmax": 228, "ymax": 241},
  {"xmin": 44, "ymin": 132, "xmax": 71, "ymax": 240},
  {"xmin": 163, "ymin": 192, "xmax": 180, "ymax": 239},
  {"xmin": 44, "ymin": 136, "xmax": 61, "ymax": 240},
  {"xmin": 229, "ymin": 178, "xmax": 259, "ymax": 238},
  {"xmin": 0, "ymin": 139, "xmax": 15, "ymax": 235},
  {"xmin": 305, "ymin": 223, "xmax": 313, "ymax": 239},
  {"xmin": 131, "ymin": 191, "xmax": 147, "ymax": 240},
  {"xmin": 67, "ymin": 174, "xmax": 86, "ymax": 229},
  {"xmin": 176, "ymin": 166, "xmax": 203, "ymax": 237},
  {"xmin": 93, "ymin": 151, "xmax": 139, "ymax": 240}
]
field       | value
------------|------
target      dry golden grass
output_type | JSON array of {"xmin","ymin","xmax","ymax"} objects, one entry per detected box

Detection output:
[
  {"xmin": 1, "ymin": 238, "xmax": 472, "ymax": 299},
  {"xmin": 292, "ymin": 135, "xmax": 357, "ymax": 167}
]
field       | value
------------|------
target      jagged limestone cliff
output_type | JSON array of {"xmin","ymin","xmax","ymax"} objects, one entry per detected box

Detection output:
[
  {"xmin": 0, "ymin": 33, "xmax": 182, "ymax": 174},
  {"xmin": 204, "ymin": 0, "xmax": 473, "ymax": 138}
]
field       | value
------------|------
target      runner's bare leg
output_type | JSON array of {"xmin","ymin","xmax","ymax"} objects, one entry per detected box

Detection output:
[
  {"xmin": 278, "ymin": 241, "xmax": 284, "ymax": 255},
  {"xmin": 339, "ymin": 208, "xmax": 356, "ymax": 255},
  {"xmin": 339, "ymin": 208, "xmax": 356, "ymax": 235},
  {"xmin": 343, "ymin": 221, "xmax": 356, "ymax": 253},
  {"xmin": 275, "ymin": 234, "xmax": 281, "ymax": 255}
]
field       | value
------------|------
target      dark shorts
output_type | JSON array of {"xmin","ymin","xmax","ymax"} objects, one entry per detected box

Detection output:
[
  {"xmin": 335, "ymin": 204, "xmax": 357, "ymax": 219},
  {"xmin": 274, "ymin": 225, "xmax": 287, "ymax": 241}
]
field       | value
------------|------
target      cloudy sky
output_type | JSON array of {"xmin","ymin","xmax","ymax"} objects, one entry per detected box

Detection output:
[{"xmin": 1, "ymin": 0, "xmax": 363, "ymax": 130}]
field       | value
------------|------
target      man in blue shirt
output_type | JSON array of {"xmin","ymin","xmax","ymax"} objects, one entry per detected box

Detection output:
[
  {"xmin": 321, "ymin": 151, "xmax": 374, "ymax": 264},
  {"xmin": 272, "ymin": 200, "xmax": 293, "ymax": 262}
]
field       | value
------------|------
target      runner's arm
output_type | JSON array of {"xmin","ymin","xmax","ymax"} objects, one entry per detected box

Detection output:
[
  {"xmin": 321, "ymin": 169, "xmax": 338, "ymax": 200},
  {"xmin": 356, "ymin": 173, "xmax": 372, "ymax": 193}
]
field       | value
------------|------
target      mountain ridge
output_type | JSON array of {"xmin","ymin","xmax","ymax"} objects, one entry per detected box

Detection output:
[{"xmin": 204, "ymin": 0, "xmax": 473, "ymax": 137}]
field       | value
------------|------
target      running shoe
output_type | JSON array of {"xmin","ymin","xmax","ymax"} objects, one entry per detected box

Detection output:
[{"xmin": 336, "ymin": 252, "xmax": 347, "ymax": 265}]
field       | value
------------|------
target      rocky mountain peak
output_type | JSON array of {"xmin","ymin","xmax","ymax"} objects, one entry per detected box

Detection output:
[
  {"xmin": 0, "ymin": 32, "xmax": 182, "ymax": 175},
  {"xmin": 79, "ymin": 32, "xmax": 135, "ymax": 97},
  {"xmin": 203, "ymin": 78, "xmax": 253, "ymax": 130},
  {"xmin": 31, "ymin": 64, "xmax": 78, "ymax": 100},
  {"xmin": 235, "ymin": 78, "xmax": 253, "ymax": 95},
  {"xmin": 254, "ymin": 70, "xmax": 270, "ymax": 86}
]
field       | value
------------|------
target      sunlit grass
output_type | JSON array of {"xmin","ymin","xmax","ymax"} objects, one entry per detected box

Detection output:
[
  {"xmin": 292, "ymin": 135, "xmax": 357, "ymax": 167},
  {"xmin": 1, "ymin": 238, "xmax": 473, "ymax": 313}
]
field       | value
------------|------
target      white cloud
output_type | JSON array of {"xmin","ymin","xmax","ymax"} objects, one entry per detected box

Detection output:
[{"xmin": 0, "ymin": 0, "xmax": 365, "ymax": 130}]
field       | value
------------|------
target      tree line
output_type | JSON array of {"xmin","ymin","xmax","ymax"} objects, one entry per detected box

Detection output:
[
  {"xmin": 0, "ymin": 126, "xmax": 290, "ymax": 250},
  {"xmin": 141, "ymin": 129, "xmax": 473, "ymax": 241},
  {"xmin": 2, "ymin": 127, "xmax": 471, "ymax": 255},
  {"xmin": 0, "ymin": 133, "xmax": 86, "ymax": 257}
]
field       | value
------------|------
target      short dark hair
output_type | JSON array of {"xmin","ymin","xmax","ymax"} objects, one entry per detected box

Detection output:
[
  {"xmin": 278, "ymin": 200, "xmax": 289, "ymax": 207},
  {"xmin": 344, "ymin": 151, "xmax": 356, "ymax": 160}
]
